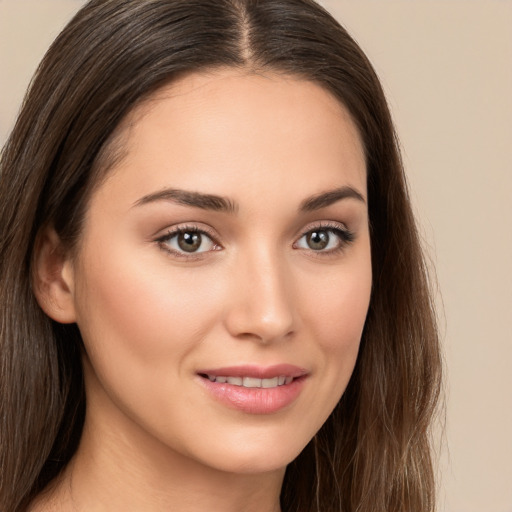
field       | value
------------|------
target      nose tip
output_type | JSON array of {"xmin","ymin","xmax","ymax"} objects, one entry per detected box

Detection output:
[
  {"xmin": 224, "ymin": 258, "xmax": 296, "ymax": 344},
  {"xmin": 240, "ymin": 307, "xmax": 295, "ymax": 343}
]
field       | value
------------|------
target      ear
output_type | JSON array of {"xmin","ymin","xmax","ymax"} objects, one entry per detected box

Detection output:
[{"xmin": 32, "ymin": 227, "xmax": 77, "ymax": 324}]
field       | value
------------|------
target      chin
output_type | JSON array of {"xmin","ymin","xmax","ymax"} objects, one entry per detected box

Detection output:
[
  {"xmin": 203, "ymin": 447, "xmax": 299, "ymax": 475},
  {"xmin": 174, "ymin": 422, "xmax": 315, "ymax": 476}
]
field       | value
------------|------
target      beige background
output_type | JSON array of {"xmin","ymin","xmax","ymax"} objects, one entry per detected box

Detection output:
[{"xmin": 1, "ymin": 1, "xmax": 511, "ymax": 511}]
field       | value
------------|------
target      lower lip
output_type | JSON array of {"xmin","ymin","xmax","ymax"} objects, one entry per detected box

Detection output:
[{"xmin": 198, "ymin": 376, "xmax": 307, "ymax": 414}]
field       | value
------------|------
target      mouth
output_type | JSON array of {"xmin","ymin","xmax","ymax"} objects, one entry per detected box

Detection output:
[
  {"xmin": 197, "ymin": 364, "xmax": 307, "ymax": 387},
  {"xmin": 196, "ymin": 364, "xmax": 308, "ymax": 414}
]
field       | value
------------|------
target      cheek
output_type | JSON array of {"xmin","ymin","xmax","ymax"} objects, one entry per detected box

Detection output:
[
  {"xmin": 320, "ymin": 278, "xmax": 370, "ymax": 350},
  {"xmin": 73, "ymin": 244, "xmax": 223, "ymax": 370},
  {"xmin": 72, "ymin": 244, "xmax": 230, "ymax": 447},
  {"xmin": 298, "ymin": 247, "xmax": 372, "ymax": 392},
  {"xmin": 304, "ymin": 258, "xmax": 371, "ymax": 350}
]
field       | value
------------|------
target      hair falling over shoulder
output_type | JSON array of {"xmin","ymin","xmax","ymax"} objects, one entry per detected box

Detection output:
[{"xmin": 0, "ymin": 1, "xmax": 442, "ymax": 511}]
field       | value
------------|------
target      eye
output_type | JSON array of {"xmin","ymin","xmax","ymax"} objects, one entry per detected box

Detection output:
[
  {"xmin": 295, "ymin": 224, "xmax": 354, "ymax": 253},
  {"xmin": 157, "ymin": 226, "xmax": 219, "ymax": 256}
]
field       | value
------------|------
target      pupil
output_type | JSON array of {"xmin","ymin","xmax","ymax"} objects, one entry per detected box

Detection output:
[
  {"xmin": 178, "ymin": 232, "xmax": 201, "ymax": 252},
  {"xmin": 307, "ymin": 230, "xmax": 329, "ymax": 250}
]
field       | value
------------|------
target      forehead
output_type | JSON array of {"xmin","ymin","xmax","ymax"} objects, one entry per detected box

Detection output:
[{"xmin": 95, "ymin": 68, "xmax": 367, "ymax": 210}]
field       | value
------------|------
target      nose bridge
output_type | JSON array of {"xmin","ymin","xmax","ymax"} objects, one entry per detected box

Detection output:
[{"xmin": 225, "ymin": 242, "xmax": 296, "ymax": 343}]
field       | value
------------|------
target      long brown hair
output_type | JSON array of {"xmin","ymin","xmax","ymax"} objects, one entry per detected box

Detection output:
[{"xmin": 0, "ymin": 1, "xmax": 441, "ymax": 511}]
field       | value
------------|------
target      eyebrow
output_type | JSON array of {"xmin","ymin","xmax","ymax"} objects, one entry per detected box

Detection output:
[
  {"xmin": 133, "ymin": 188, "xmax": 238, "ymax": 213},
  {"xmin": 299, "ymin": 186, "xmax": 366, "ymax": 211},
  {"xmin": 133, "ymin": 185, "xmax": 365, "ymax": 213},
  {"xmin": 299, "ymin": 186, "xmax": 366, "ymax": 212}
]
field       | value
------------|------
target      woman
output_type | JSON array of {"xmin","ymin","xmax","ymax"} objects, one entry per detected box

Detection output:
[{"xmin": 0, "ymin": 1, "xmax": 442, "ymax": 511}]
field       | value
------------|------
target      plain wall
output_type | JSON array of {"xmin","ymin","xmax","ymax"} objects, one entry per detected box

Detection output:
[{"xmin": 1, "ymin": 1, "xmax": 511, "ymax": 511}]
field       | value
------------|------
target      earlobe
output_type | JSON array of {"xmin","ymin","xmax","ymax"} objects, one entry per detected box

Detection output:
[{"xmin": 32, "ymin": 227, "xmax": 77, "ymax": 324}]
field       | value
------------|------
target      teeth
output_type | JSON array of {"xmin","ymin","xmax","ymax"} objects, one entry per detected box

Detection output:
[
  {"xmin": 262, "ymin": 377, "xmax": 279, "ymax": 388},
  {"xmin": 243, "ymin": 377, "xmax": 261, "ymax": 388},
  {"xmin": 206, "ymin": 374, "xmax": 293, "ymax": 388}
]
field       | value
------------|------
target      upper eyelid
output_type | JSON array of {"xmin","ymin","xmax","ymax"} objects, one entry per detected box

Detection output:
[
  {"xmin": 297, "ymin": 224, "xmax": 353, "ymax": 241},
  {"xmin": 297, "ymin": 220, "xmax": 350, "ymax": 236},
  {"xmin": 155, "ymin": 223, "xmax": 218, "ymax": 241}
]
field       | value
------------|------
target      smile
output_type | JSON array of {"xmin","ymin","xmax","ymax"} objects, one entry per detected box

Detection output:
[
  {"xmin": 197, "ymin": 364, "xmax": 308, "ymax": 414},
  {"xmin": 203, "ymin": 375, "xmax": 294, "ymax": 388}
]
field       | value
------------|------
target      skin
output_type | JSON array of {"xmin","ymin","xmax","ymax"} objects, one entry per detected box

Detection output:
[{"xmin": 33, "ymin": 69, "xmax": 372, "ymax": 512}]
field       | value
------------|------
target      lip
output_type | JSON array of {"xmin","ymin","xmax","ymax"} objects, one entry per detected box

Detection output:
[{"xmin": 196, "ymin": 364, "xmax": 308, "ymax": 415}]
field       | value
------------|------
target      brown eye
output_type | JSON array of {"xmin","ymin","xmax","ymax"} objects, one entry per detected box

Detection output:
[
  {"xmin": 159, "ymin": 228, "xmax": 218, "ymax": 256},
  {"xmin": 295, "ymin": 225, "xmax": 354, "ymax": 253},
  {"xmin": 305, "ymin": 230, "xmax": 330, "ymax": 250},
  {"xmin": 177, "ymin": 232, "xmax": 202, "ymax": 252}
]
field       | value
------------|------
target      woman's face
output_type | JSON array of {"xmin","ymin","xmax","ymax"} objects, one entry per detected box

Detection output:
[{"xmin": 67, "ymin": 69, "xmax": 372, "ymax": 474}]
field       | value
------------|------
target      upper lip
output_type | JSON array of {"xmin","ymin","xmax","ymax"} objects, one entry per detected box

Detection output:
[{"xmin": 197, "ymin": 364, "xmax": 308, "ymax": 379}]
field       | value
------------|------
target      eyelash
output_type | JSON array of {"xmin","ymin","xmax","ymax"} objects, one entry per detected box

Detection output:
[
  {"xmin": 155, "ymin": 224, "xmax": 220, "ymax": 260},
  {"xmin": 294, "ymin": 221, "xmax": 355, "ymax": 256},
  {"xmin": 155, "ymin": 222, "xmax": 355, "ymax": 259}
]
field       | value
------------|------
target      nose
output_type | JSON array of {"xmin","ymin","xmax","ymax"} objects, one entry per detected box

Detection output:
[{"xmin": 223, "ymin": 249, "xmax": 296, "ymax": 344}]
